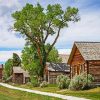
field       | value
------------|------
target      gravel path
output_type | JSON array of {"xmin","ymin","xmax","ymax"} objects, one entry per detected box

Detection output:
[{"xmin": 0, "ymin": 83, "xmax": 90, "ymax": 100}]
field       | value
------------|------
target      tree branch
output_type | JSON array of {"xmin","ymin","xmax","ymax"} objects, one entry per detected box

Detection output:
[
  {"xmin": 25, "ymin": 33, "xmax": 43, "ymax": 66},
  {"xmin": 46, "ymin": 27, "xmax": 61, "ymax": 56},
  {"xmin": 44, "ymin": 22, "xmax": 52, "ymax": 43}
]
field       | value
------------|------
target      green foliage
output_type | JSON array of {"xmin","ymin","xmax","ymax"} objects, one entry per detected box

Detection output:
[
  {"xmin": 46, "ymin": 44, "xmax": 62, "ymax": 63},
  {"xmin": 21, "ymin": 45, "xmax": 61, "ymax": 78},
  {"xmin": 30, "ymin": 76, "xmax": 39, "ymax": 87},
  {"xmin": 69, "ymin": 72, "xmax": 94, "ymax": 90},
  {"xmin": 13, "ymin": 53, "xmax": 21, "ymax": 66},
  {"xmin": 40, "ymin": 81, "xmax": 48, "ymax": 88},
  {"xmin": 56, "ymin": 74, "xmax": 70, "ymax": 89},
  {"xmin": 21, "ymin": 45, "xmax": 43, "ymax": 77},
  {"xmin": 3, "ymin": 53, "xmax": 21, "ymax": 81},
  {"xmin": 12, "ymin": 3, "xmax": 79, "ymax": 77},
  {"xmin": 3, "ymin": 59, "xmax": 13, "ymax": 80}
]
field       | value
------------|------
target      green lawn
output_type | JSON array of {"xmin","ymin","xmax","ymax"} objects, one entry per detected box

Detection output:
[
  {"xmin": 13, "ymin": 84, "xmax": 100, "ymax": 100},
  {"xmin": 57, "ymin": 87, "xmax": 100, "ymax": 100},
  {"xmin": 0, "ymin": 86, "xmax": 62, "ymax": 100}
]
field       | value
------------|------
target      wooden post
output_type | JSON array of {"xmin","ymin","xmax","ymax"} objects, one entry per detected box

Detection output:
[
  {"xmin": 70, "ymin": 65, "xmax": 71, "ymax": 79},
  {"xmin": 86, "ymin": 61, "xmax": 89, "ymax": 86}
]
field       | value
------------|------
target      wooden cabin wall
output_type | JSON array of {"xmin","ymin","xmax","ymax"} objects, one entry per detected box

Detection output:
[
  {"xmin": 89, "ymin": 61, "xmax": 100, "ymax": 84},
  {"xmin": 0, "ymin": 69, "xmax": 2, "ymax": 80},
  {"xmin": 70, "ymin": 47, "xmax": 86, "ymax": 77},
  {"xmin": 0, "ymin": 65, "xmax": 3, "ymax": 80},
  {"xmin": 48, "ymin": 71, "xmax": 70, "ymax": 84},
  {"xmin": 71, "ymin": 48, "xmax": 85, "ymax": 66},
  {"xmin": 12, "ymin": 73, "xmax": 23, "ymax": 84}
]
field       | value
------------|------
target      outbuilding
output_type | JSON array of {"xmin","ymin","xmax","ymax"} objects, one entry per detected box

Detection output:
[
  {"xmin": 0, "ymin": 64, "xmax": 3, "ymax": 81},
  {"xmin": 44, "ymin": 63, "xmax": 70, "ymax": 84},
  {"xmin": 12, "ymin": 67, "xmax": 30, "ymax": 84}
]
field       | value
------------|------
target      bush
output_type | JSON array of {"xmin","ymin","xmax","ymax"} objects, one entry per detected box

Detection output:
[
  {"xmin": 30, "ymin": 77, "xmax": 39, "ymax": 87},
  {"xmin": 69, "ymin": 72, "xmax": 94, "ymax": 90},
  {"xmin": 56, "ymin": 74, "xmax": 70, "ymax": 89},
  {"xmin": 40, "ymin": 81, "xmax": 48, "ymax": 88}
]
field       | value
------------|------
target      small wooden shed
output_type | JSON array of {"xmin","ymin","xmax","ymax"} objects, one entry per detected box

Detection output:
[
  {"xmin": 44, "ymin": 63, "xmax": 70, "ymax": 84},
  {"xmin": 0, "ymin": 64, "xmax": 3, "ymax": 81},
  {"xmin": 67, "ymin": 42, "xmax": 100, "ymax": 85},
  {"xmin": 12, "ymin": 67, "xmax": 30, "ymax": 84}
]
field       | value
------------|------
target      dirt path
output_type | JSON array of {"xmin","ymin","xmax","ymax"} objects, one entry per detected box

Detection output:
[{"xmin": 0, "ymin": 83, "xmax": 90, "ymax": 100}]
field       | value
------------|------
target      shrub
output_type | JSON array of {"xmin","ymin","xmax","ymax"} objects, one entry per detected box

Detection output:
[
  {"xmin": 56, "ymin": 74, "xmax": 70, "ymax": 89},
  {"xmin": 40, "ymin": 81, "xmax": 48, "ymax": 88},
  {"xmin": 30, "ymin": 77, "xmax": 39, "ymax": 87},
  {"xmin": 69, "ymin": 72, "xmax": 94, "ymax": 90}
]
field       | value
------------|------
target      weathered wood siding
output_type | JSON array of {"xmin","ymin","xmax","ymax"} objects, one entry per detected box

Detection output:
[
  {"xmin": 89, "ymin": 61, "xmax": 100, "ymax": 84},
  {"xmin": 71, "ymin": 48, "xmax": 85, "ymax": 66},
  {"xmin": 12, "ymin": 73, "xmax": 23, "ymax": 84},
  {"xmin": 70, "ymin": 47, "xmax": 86, "ymax": 77},
  {"xmin": 48, "ymin": 71, "xmax": 70, "ymax": 84},
  {"xmin": 0, "ymin": 68, "xmax": 3, "ymax": 80}
]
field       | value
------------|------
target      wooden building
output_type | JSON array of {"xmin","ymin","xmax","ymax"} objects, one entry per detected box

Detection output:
[
  {"xmin": 12, "ymin": 67, "xmax": 30, "ymax": 84},
  {"xmin": 67, "ymin": 42, "xmax": 100, "ymax": 85},
  {"xmin": 0, "ymin": 64, "xmax": 3, "ymax": 81},
  {"xmin": 44, "ymin": 63, "xmax": 70, "ymax": 84},
  {"xmin": 59, "ymin": 54, "xmax": 69, "ymax": 63}
]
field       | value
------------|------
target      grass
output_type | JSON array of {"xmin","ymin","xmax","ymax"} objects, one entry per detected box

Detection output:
[
  {"xmin": 56, "ymin": 87, "xmax": 100, "ymax": 100},
  {"xmin": 0, "ymin": 86, "xmax": 62, "ymax": 100},
  {"xmin": 12, "ymin": 83, "xmax": 100, "ymax": 100}
]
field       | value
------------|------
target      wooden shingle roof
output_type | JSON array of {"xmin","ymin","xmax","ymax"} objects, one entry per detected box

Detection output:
[
  {"xmin": 59, "ymin": 54, "xmax": 69, "ymax": 63},
  {"xmin": 68, "ymin": 42, "xmax": 100, "ymax": 64},
  {"xmin": 47, "ymin": 63, "xmax": 70, "ymax": 72},
  {"xmin": 13, "ymin": 67, "xmax": 30, "ymax": 77},
  {"xmin": 75, "ymin": 42, "xmax": 100, "ymax": 60}
]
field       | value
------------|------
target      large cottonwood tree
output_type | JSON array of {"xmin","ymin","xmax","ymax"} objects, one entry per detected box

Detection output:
[{"xmin": 12, "ymin": 3, "xmax": 79, "ymax": 77}]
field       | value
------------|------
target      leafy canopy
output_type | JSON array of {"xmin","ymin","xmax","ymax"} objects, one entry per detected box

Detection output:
[
  {"xmin": 12, "ymin": 3, "xmax": 79, "ymax": 77},
  {"xmin": 13, "ymin": 53, "xmax": 21, "ymax": 66},
  {"xmin": 21, "ymin": 44, "xmax": 62, "ymax": 77},
  {"xmin": 4, "ymin": 59, "xmax": 13, "ymax": 79}
]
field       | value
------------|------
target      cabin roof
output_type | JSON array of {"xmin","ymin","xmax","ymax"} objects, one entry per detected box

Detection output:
[
  {"xmin": 13, "ymin": 67, "xmax": 30, "ymax": 77},
  {"xmin": 68, "ymin": 42, "xmax": 100, "ymax": 64},
  {"xmin": 13, "ymin": 67, "xmax": 23, "ymax": 73},
  {"xmin": 59, "ymin": 54, "xmax": 69, "ymax": 63},
  {"xmin": 47, "ymin": 63, "xmax": 70, "ymax": 72}
]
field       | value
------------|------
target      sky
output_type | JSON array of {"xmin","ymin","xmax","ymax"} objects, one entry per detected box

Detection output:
[{"xmin": 0, "ymin": 0, "xmax": 100, "ymax": 64}]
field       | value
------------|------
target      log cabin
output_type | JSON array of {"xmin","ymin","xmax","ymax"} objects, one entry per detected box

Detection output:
[
  {"xmin": 67, "ymin": 42, "xmax": 100, "ymax": 85},
  {"xmin": 0, "ymin": 64, "xmax": 3, "ymax": 81},
  {"xmin": 12, "ymin": 67, "xmax": 30, "ymax": 84},
  {"xmin": 44, "ymin": 63, "xmax": 70, "ymax": 84}
]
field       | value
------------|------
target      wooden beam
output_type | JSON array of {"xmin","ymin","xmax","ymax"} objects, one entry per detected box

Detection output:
[{"xmin": 86, "ymin": 61, "xmax": 89, "ymax": 86}]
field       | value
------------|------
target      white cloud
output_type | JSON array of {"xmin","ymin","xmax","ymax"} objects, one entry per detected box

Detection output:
[
  {"xmin": 0, "ymin": 0, "xmax": 100, "ymax": 62},
  {"xmin": 0, "ymin": 0, "xmax": 21, "ymax": 8},
  {"xmin": 0, "ymin": 16, "xmax": 25, "ymax": 48},
  {"xmin": 55, "ymin": 10, "xmax": 100, "ymax": 48},
  {"xmin": 0, "ymin": 49, "xmax": 71, "ymax": 63},
  {"xmin": 0, "ymin": 0, "xmax": 25, "ymax": 48},
  {"xmin": 58, "ymin": 49, "xmax": 71, "ymax": 55},
  {"xmin": 0, "ymin": 50, "xmax": 22, "ymax": 62}
]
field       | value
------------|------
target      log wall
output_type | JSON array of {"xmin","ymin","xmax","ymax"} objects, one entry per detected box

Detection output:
[
  {"xmin": 89, "ymin": 61, "xmax": 100, "ymax": 84},
  {"xmin": 0, "ymin": 68, "xmax": 3, "ymax": 80},
  {"xmin": 48, "ymin": 71, "xmax": 70, "ymax": 84},
  {"xmin": 70, "ymin": 47, "xmax": 86, "ymax": 78},
  {"xmin": 12, "ymin": 73, "xmax": 23, "ymax": 84}
]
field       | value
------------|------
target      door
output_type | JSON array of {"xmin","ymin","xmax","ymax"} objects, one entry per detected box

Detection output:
[{"xmin": 15, "ymin": 73, "xmax": 23, "ymax": 84}]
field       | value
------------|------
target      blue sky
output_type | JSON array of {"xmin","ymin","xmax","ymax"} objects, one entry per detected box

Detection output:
[{"xmin": 0, "ymin": 0, "xmax": 100, "ymax": 64}]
